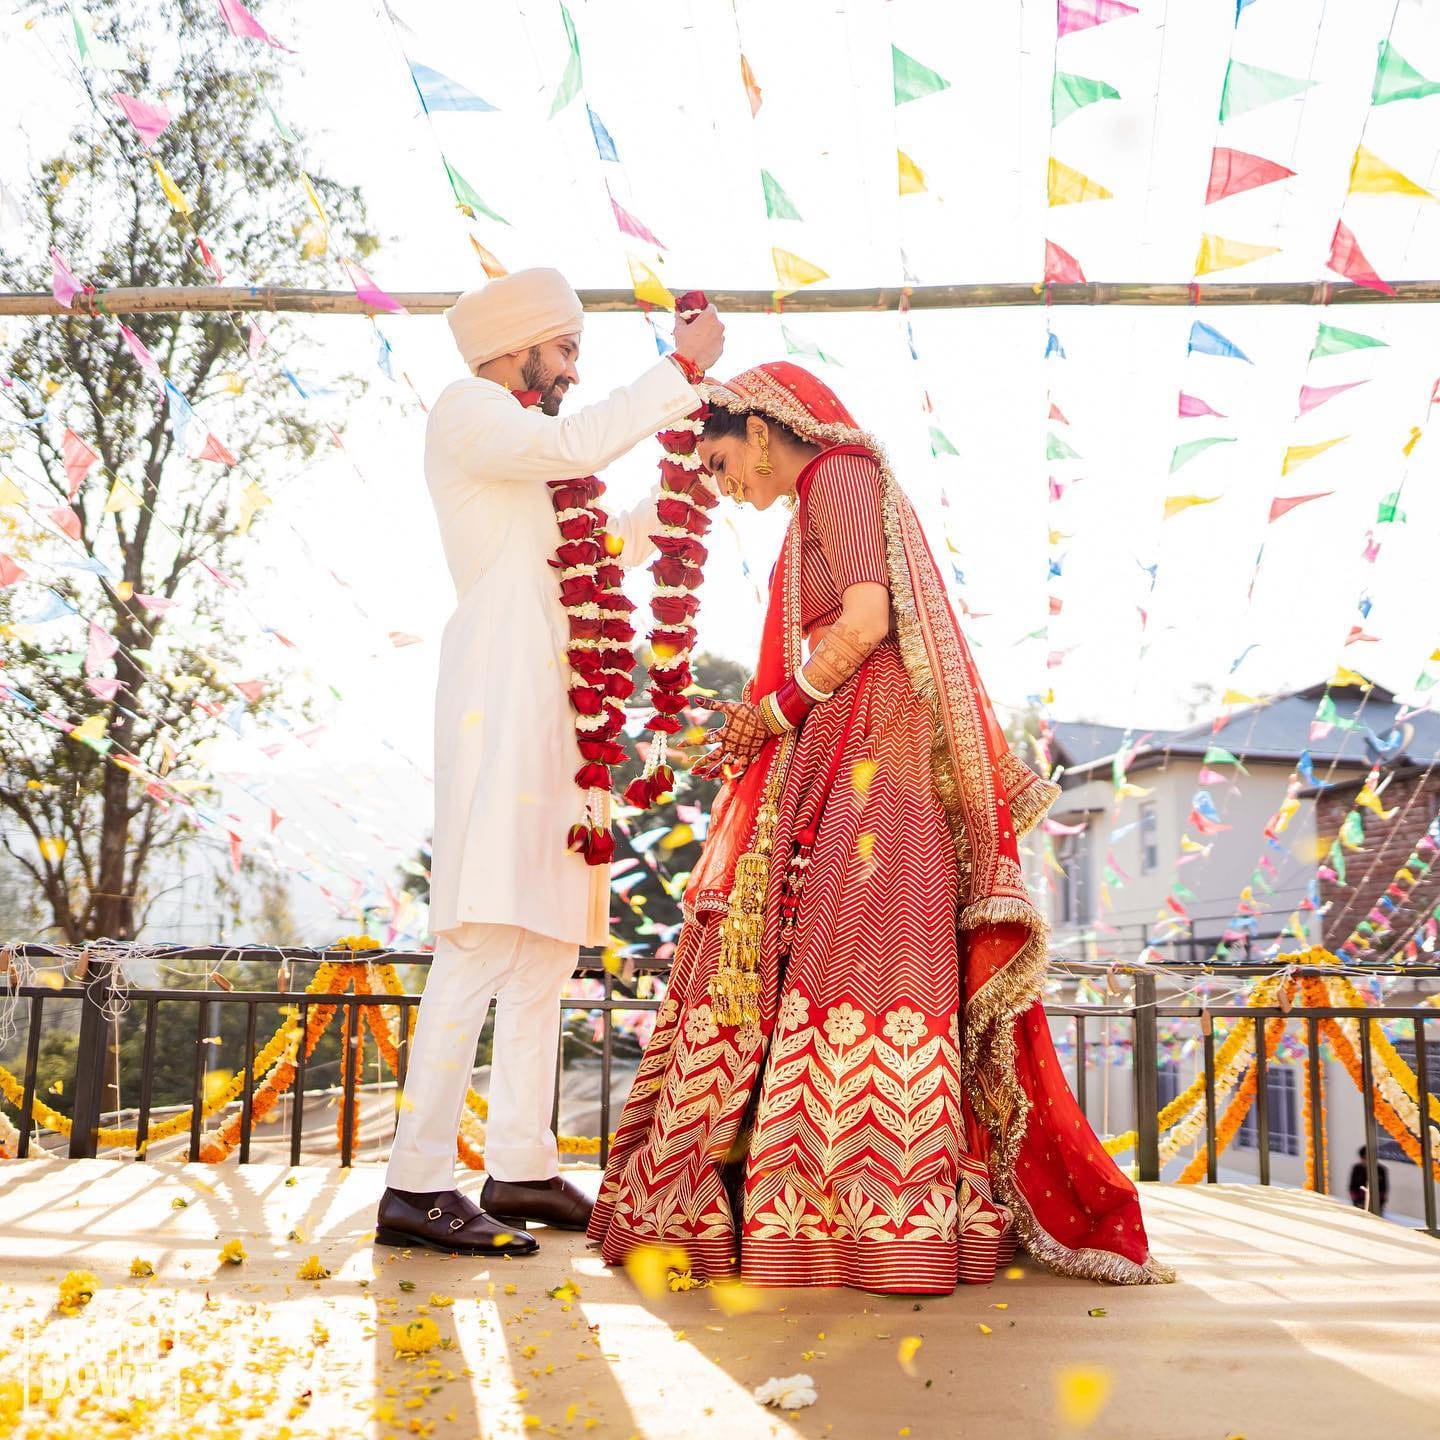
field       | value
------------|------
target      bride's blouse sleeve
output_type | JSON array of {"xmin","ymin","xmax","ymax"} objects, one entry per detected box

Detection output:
[{"xmin": 805, "ymin": 451, "xmax": 890, "ymax": 593}]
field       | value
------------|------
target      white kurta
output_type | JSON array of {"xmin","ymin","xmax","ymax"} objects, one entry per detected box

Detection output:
[{"xmin": 424, "ymin": 359, "xmax": 702, "ymax": 947}]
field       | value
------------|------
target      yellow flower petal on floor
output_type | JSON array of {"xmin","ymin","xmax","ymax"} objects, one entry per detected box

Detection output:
[
  {"xmin": 297, "ymin": 1255, "xmax": 330, "ymax": 1280},
  {"xmin": 1055, "ymin": 1365, "xmax": 1113, "ymax": 1427},
  {"xmin": 129, "ymin": 1256, "xmax": 154, "ymax": 1278},
  {"xmin": 56, "ymin": 1269, "xmax": 98, "ymax": 1315},
  {"xmin": 218, "ymin": 1239, "xmax": 246, "ymax": 1265},
  {"xmin": 390, "ymin": 1318, "xmax": 442, "ymax": 1356}
]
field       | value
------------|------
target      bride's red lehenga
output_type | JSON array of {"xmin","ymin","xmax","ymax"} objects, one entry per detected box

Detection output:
[{"xmin": 587, "ymin": 363, "xmax": 1174, "ymax": 1293}]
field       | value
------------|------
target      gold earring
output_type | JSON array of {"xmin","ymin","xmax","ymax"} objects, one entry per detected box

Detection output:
[{"xmin": 755, "ymin": 430, "xmax": 773, "ymax": 476}]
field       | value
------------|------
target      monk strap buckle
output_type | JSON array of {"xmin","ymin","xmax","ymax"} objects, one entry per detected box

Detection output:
[
  {"xmin": 449, "ymin": 1217, "xmax": 465, "ymax": 1230},
  {"xmin": 427, "ymin": 1207, "xmax": 443, "ymax": 1221}
]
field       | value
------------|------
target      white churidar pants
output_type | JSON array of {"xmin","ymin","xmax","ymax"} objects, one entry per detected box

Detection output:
[{"xmin": 385, "ymin": 921, "xmax": 578, "ymax": 1192}]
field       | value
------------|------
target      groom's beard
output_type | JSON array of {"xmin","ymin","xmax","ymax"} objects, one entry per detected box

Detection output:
[{"xmin": 521, "ymin": 351, "xmax": 570, "ymax": 416}]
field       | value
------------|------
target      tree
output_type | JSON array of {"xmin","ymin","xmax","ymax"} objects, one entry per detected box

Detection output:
[{"xmin": 0, "ymin": 0, "xmax": 378, "ymax": 943}]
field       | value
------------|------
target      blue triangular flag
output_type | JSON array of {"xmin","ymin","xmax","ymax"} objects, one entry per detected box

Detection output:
[
  {"xmin": 1188, "ymin": 320, "xmax": 1252, "ymax": 363},
  {"xmin": 1044, "ymin": 329, "xmax": 1066, "ymax": 359},
  {"xmin": 410, "ymin": 63, "xmax": 497, "ymax": 113},
  {"xmin": 587, "ymin": 106, "xmax": 618, "ymax": 161}
]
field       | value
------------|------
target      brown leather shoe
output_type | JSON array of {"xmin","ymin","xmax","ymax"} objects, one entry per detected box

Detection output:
[
  {"xmin": 375, "ymin": 1187, "xmax": 539, "ymax": 1257},
  {"xmin": 480, "ymin": 1174, "xmax": 594, "ymax": 1231}
]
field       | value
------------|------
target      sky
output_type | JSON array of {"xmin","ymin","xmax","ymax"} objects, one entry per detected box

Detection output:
[{"xmin": 2, "ymin": 0, "xmax": 1440, "ymax": 937}]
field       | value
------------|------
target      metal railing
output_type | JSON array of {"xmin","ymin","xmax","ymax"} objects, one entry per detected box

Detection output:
[{"xmin": 2, "ymin": 947, "xmax": 1436, "ymax": 1236}]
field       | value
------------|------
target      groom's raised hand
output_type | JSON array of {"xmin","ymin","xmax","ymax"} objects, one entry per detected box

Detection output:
[{"xmin": 674, "ymin": 303, "xmax": 724, "ymax": 372}]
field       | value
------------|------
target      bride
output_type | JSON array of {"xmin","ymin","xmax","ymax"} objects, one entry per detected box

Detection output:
[{"xmin": 586, "ymin": 362, "xmax": 1173, "ymax": 1293}]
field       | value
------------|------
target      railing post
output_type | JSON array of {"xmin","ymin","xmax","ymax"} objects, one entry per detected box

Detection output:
[
  {"xmin": 1133, "ymin": 970, "xmax": 1160, "ymax": 1182},
  {"xmin": 67, "ymin": 952, "xmax": 116, "ymax": 1160}
]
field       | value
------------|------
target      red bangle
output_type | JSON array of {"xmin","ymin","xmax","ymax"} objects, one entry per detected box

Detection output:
[
  {"xmin": 774, "ymin": 677, "xmax": 816, "ymax": 728},
  {"xmin": 669, "ymin": 352, "xmax": 705, "ymax": 386}
]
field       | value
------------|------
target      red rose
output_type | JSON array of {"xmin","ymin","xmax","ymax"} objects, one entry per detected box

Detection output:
[
  {"xmin": 622, "ymin": 775, "xmax": 653, "ymax": 809},
  {"xmin": 568, "ymin": 647, "xmax": 603, "ymax": 675},
  {"xmin": 586, "ymin": 829, "xmax": 615, "ymax": 865},
  {"xmin": 651, "ymin": 626, "xmax": 696, "ymax": 653},
  {"xmin": 568, "ymin": 616, "xmax": 602, "ymax": 639},
  {"xmin": 649, "ymin": 688, "xmax": 690, "ymax": 716},
  {"xmin": 655, "ymin": 497, "xmax": 695, "ymax": 528},
  {"xmin": 566, "ymin": 823, "xmax": 592, "ymax": 856},
  {"xmin": 574, "ymin": 761, "xmax": 612, "ymax": 789},
  {"xmin": 652, "ymin": 594, "xmax": 700, "ymax": 625},
  {"xmin": 647, "ymin": 714, "xmax": 682, "ymax": 735},
  {"xmin": 603, "ymin": 671, "xmax": 636, "ymax": 700},
  {"xmin": 651, "ymin": 662, "xmax": 692, "ymax": 690},
  {"xmin": 555, "ymin": 539, "xmax": 601, "ymax": 568},
  {"xmin": 580, "ymin": 738, "xmax": 626, "ymax": 765},
  {"xmin": 599, "ymin": 646, "xmax": 632, "ymax": 669},
  {"xmin": 603, "ymin": 592, "xmax": 637, "ymax": 614},
  {"xmin": 568, "ymin": 685, "xmax": 605, "ymax": 716},
  {"xmin": 560, "ymin": 576, "xmax": 599, "ymax": 606},
  {"xmin": 601, "ymin": 619, "xmax": 636, "ymax": 642},
  {"xmin": 558, "ymin": 515, "xmax": 596, "ymax": 541},
  {"xmin": 595, "ymin": 563, "xmax": 624, "ymax": 589},
  {"xmin": 653, "ymin": 534, "xmax": 707, "ymax": 565}
]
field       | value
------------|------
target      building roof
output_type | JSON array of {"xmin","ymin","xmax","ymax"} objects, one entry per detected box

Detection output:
[{"xmin": 1052, "ymin": 678, "xmax": 1440, "ymax": 786}]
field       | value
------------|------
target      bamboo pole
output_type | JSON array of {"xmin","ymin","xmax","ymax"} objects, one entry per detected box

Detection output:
[{"xmin": 3, "ymin": 279, "xmax": 1440, "ymax": 318}]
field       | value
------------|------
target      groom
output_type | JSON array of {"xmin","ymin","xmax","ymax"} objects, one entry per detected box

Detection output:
[{"xmin": 375, "ymin": 268, "xmax": 723, "ymax": 1257}]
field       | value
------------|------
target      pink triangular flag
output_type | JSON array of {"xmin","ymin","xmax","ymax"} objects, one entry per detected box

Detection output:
[
  {"xmin": 1178, "ymin": 392, "xmax": 1226, "ymax": 419},
  {"xmin": 85, "ymin": 621, "xmax": 119, "ymax": 674},
  {"xmin": 1048, "ymin": 402, "xmax": 1070, "ymax": 424},
  {"xmin": 50, "ymin": 506, "xmax": 82, "ymax": 540},
  {"xmin": 611, "ymin": 198, "xmax": 666, "ymax": 250},
  {"xmin": 1327, "ymin": 220, "xmax": 1395, "ymax": 296},
  {"xmin": 228, "ymin": 830, "xmax": 244, "ymax": 871},
  {"xmin": 1205, "ymin": 147, "xmax": 1295, "ymax": 204},
  {"xmin": 269, "ymin": 808, "xmax": 283, "ymax": 831},
  {"xmin": 119, "ymin": 323, "xmax": 165, "ymax": 392},
  {"xmin": 114, "ymin": 92, "xmax": 172, "ymax": 147},
  {"xmin": 1298, "ymin": 379, "xmax": 1367, "ymax": 414},
  {"xmin": 342, "ymin": 259, "xmax": 406, "ymax": 314},
  {"xmin": 1048, "ymin": 477, "xmax": 1066, "ymax": 501},
  {"xmin": 1268, "ymin": 491, "xmax": 1333, "ymax": 523},
  {"xmin": 234, "ymin": 679, "xmax": 266, "ymax": 702},
  {"xmin": 247, "ymin": 319, "xmax": 268, "ymax": 358},
  {"xmin": 1058, "ymin": 0, "xmax": 1138, "ymax": 37},
  {"xmin": 1362, "ymin": 531, "xmax": 1380, "ymax": 563},
  {"xmin": 0, "ymin": 554, "xmax": 27, "ymax": 587},
  {"xmin": 1345, "ymin": 625, "xmax": 1379, "ymax": 645},
  {"xmin": 194, "ymin": 233, "xmax": 226, "ymax": 283},
  {"xmin": 218, "ymin": 0, "xmax": 292, "ymax": 50},
  {"xmin": 196, "ymin": 432, "xmax": 237, "ymax": 465},
  {"xmin": 1043, "ymin": 238, "xmax": 1086, "ymax": 284},
  {"xmin": 1196, "ymin": 766, "xmax": 1229, "ymax": 786},
  {"xmin": 86, "ymin": 677, "xmax": 123, "ymax": 701},
  {"xmin": 134, "ymin": 592, "xmax": 175, "ymax": 613},
  {"xmin": 61, "ymin": 428, "xmax": 100, "ymax": 497},
  {"xmin": 50, "ymin": 248, "xmax": 84, "ymax": 309}
]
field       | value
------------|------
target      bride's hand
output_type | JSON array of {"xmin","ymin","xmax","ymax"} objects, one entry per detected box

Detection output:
[{"xmin": 687, "ymin": 696, "xmax": 769, "ymax": 781}]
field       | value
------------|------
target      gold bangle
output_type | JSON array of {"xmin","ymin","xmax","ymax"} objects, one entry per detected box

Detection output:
[{"xmin": 760, "ymin": 692, "xmax": 794, "ymax": 735}]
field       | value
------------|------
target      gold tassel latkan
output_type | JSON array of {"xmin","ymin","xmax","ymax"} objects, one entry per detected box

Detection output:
[{"xmin": 709, "ymin": 800, "xmax": 778, "ymax": 1027}]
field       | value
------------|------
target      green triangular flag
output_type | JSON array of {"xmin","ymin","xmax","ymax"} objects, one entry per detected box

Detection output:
[
  {"xmin": 1202, "ymin": 744, "xmax": 1247, "ymax": 773},
  {"xmin": 1341, "ymin": 811, "xmax": 1366, "ymax": 848},
  {"xmin": 1372, "ymin": 39, "xmax": 1440, "ymax": 105},
  {"xmin": 761, "ymin": 170, "xmax": 803, "ymax": 221},
  {"xmin": 1173, "ymin": 883, "xmax": 1199, "ymax": 902},
  {"xmin": 1315, "ymin": 693, "xmax": 1339, "ymax": 726},
  {"xmin": 548, "ymin": 2, "xmax": 583, "ymax": 117},
  {"xmin": 1310, "ymin": 322, "xmax": 1387, "ymax": 359},
  {"xmin": 1329, "ymin": 840, "xmax": 1346, "ymax": 885},
  {"xmin": 893, "ymin": 45, "xmax": 950, "ymax": 105},
  {"xmin": 1169, "ymin": 436, "xmax": 1234, "ymax": 472},
  {"xmin": 1219, "ymin": 60, "xmax": 1314, "ymax": 122},
  {"xmin": 1377, "ymin": 490, "xmax": 1407, "ymax": 524},
  {"xmin": 1046, "ymin": 432, "xmax": 1080, "ymax": 461},
  {"xmin": 443, "ymin": 157, "xmax": 508, "ymax": 224},
  {"xmin": 781, "ymin": 324, "xmax": 841, "ymax": 365},
  {"xmin": 1417, "ymin": 671, "xmax": 1439, "ymax": 693},
  {"xmin": 929, "ymin": 425, "xmax": 959, "ymax": 457},
  {"xmin": 262, "ymin": 89, "xmax": 296, "ymax": 144},
  {"xmin": 1053, "ymin": 71, "xmax": 1120, "ymax": 125}
]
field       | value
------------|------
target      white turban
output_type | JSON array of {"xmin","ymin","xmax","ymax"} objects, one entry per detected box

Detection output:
[{"xmin": 444, "ymin": 267, "xmax": 584, "ymax": 370}]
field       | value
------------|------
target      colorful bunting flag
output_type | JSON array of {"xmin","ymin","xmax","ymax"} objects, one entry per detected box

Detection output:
[
  {"xmin": 61, "ymin": 429, "xmax": 99, "ymax": 498},
  {"xmin": 1044, "ymin": 239, "xmax": 1086, "ymax": 284},
  {"xmin": 1281, "ymin": 436, "xmax": 1347, "ymax": 474},
  {"xmin": 1268, "ymin": 492, "xmax": 1333, "ymax": 522},
  {"xmin": 611, "ymin": 198, "xmax": 664, "ymax": 249},
  {"xmin": 70, "ymin": 3, "xmax": 126, "ymax": 69},
  {"xmin": 740, "ymin": 54, "xmax": 763, "ymax": 116},
  {"xmin": 469, "ymin": 235, "xmax": 507, "ymax": 278},
  {"xmin": 1348, "ymin": 144, "xmax": 1433, "ymax": 200},
  {"xmin": 151, "ymin": 159, "xmax": 193, "ymax": 216},
  {"xmin": 1219, "ymin": 60, "xmax": 1313, "ymax": 122},
  {"xmin": 103, "ymin": 478, "xmax": 143, "ymax": 514},
  {"xmin": 1057, "ymin": 0, "xmax": 1138, "ymax": 37},
  {"xmin": 1205, "ymin": 146, "xmax": 1294, "ymax": 203},
  {"xmin": 1053, "ymin": 71, "xmax": 1120, "ymax": 125},
  {"xmin": 1048, "ymin": 157, "xmax": 1112, "ymax": 205},
  {"xmin": 782, "ymin": 326, "xmax": 842, "ymax": 366},
  {"xmin": 1188, "ymin": 321, "xmax": 1251, "ymax": 362},
  {"xmin": 587, "ymin": 107, "xmax": 618, "ymax": 161},
  {"xmin": 409, "ymin": 62, "xmax": 497, "ymax": 112},
  {"xmin": 50, "ymin": 248, "xmax": 84, "ymax": 310},
  {"xmin": 1376, "ymin": 490, "xmax": 1407, "ymax": 524},
  {"xmin": 1164, "ymin": 494, "xmax": 1219, "ymax": 520},
  {"xmin": 1178, "ymin": 392, "xmax": 1226, "ymax": 419},
  {"xmin": 0, "ymin": 554, "xmax": 27, "ymax": 587},
  {"xmin": 1046, "ymin": 432, "xmax": 1080, "ymax": 461},
  {"xmin": 114, "ymin": 93, "xmax": 172, "ymax": 148},
  {"xmin": 772, "ymin": 247, "xmax": 828, "ymax": 295},
  {"xmin": 1372, "ymin": 40, "xmax": 1440, "ymax": 105},
  {"xmin": 218, "ymin": 0, "xmax": 292, "ymax": 51},
  {"xmin": 1310, "ymin": 321, "xmax": 1385, "ymax": 359},
  {"xmin": 892, "ymin": 45, "xmax": 949, "ymax": 105},
  {"xmin": 1195, "ymin": 233, "xmax": 1280, "ymax": 274},
  {"xmin": 627, "ymin": 255, "xmax": 673, "ymax": 310},
  {"xmin": 761, "ymin": 170, "xmax": 803, "ymax": 221},
  {"xmin": 119, "ymin": 324, "xmax": 165, "ymax": 393},
  {"xmin": 443, "ymin": 158, "xmax": 507, "ymax": 224},
  {"xmin": 549, "ymin": 3, "xmax": 583, "ymax": 117},
  {"xmin": 197, "ymin": 433, "xmax": 236, "ymax": 466},
  {"xmin": 1298, "ymin": 379, "xmax": 1367, "ymax": 413},
  {"xmin": 1170, "ymin": 436, "xmax": 1234, "ymax": 472},
  {"xmin": 1327, "ymin": 220, "xmax": 1394, "ymax": 295},
  {"xmin": 0, "ymin": 476, "xmax": 23, "ymax": 507},
  {"xmin": 897, "ymin": 150, "xmax": 927, "ymax": 195},
  {"xmin": 929, "ymin": 426, "xmax": 958, "ymax": 457},
  {"xmin": 343, "ymin": 260, "xmax": 406, "ymax": 314}
]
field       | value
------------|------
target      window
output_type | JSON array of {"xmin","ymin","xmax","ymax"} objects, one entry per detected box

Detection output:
[
  {"xmin": 1237, "ymin": 1065, "xmax": 1300, "ymax": 1157},
  {"xmin": 1156, "ymin": 1060, "xmax": 1181, "ymax": 1110},
  {"xmin": 1140, "ymin": 802, "xmax": 1158, "ymax": 875},
  {"xmin": 1057, "ymin": 827, "xmax": 1092, "ymax": 926}
]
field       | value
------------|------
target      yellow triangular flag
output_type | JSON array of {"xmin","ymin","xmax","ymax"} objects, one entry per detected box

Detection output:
[
  {"xmin": 1115, "ymin": 782, "xmax": 1153, "ymax": 799},
  {"xmin": 1180, "ymin": 835, "xmax": 1209, "ymax": 854},
  {"xmin": 1281, "ymin": 436, "xmax": 1347, "ymax": 475},
  {"xmin": 772, "ymin": 247, "xmax": 829, "ymax": 296},
  {"xmin": 897, "ymin": 150, "xmax": 927, "ymax": 195},
  {"xmin": 70, "ymin": 714, "xmax": 108, "ymax": 745},
  {"xmin": 1195, "ymin": 233, "xmax": 1281, "ymax": 275},
  {"xmin": 1163, "ymin": 494, "xmax": 1219, "ymax": 520},
  {"xmin": 1331, "ymin": 665, "xmax": 1370, "ymax": 688},
  {"xmin": 626, "ymin": 255, "xmax": 674, "ymax": 311},
  {"xmin": 300, "ymin": 172, "xmax": 329, "ymax": 226},
  {"xmin": 1403, "ymin": 426, "xmax": 1422, "ymax": 456},
  {"xmin": 0, "ymin": 474, "xmax": 25, "ymax": 506},
  {"xmin": 1221, "ymin": 688, "xmax": 1264, "ymax": 706},
  {"xmin": 1048, "ymin": 157, "xmax": 1112, "ymax": 206},
  {"xmin": 38, "ymin": 836, "xmax": 67, "ymax": 862},
  {"xmin": 150, "ymin": 158, "xmax": 192, "ymax": 216},
  {"xmin": 1348, "ymin": 145, "xmax": 1433, "ymax": 200},
  {"xmin": 1356, "ymin": 784, "xmax": 1396, "ymax": 820},
  {"xmin": 236, "ymin": 481, "xmax": 271, "ymax": 534},
  {"xmin": 104, "ymin": 478, "xmax": 144, "ymax": 514}
]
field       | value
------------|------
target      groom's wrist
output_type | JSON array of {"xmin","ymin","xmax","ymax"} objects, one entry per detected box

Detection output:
[{"xmin": 668, "ymin": 352, "xmax": 705, "ymax": 387}]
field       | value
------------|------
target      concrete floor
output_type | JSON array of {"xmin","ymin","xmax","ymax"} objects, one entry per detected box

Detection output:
[{"xmin": 0, "ymin": 1158, "xmax": 1436, "ymax": 1440}]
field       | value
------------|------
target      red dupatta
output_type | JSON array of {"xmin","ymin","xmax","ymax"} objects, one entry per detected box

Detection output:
[{"xmin": 686, "ymin": 361, "xmax": 1173, "ymax": 1285}]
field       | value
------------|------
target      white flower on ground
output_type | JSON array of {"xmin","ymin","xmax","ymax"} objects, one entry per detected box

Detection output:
[{"xmin": 753, "ymin": 1373, "xmax": 817, "ymax": 1410}]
